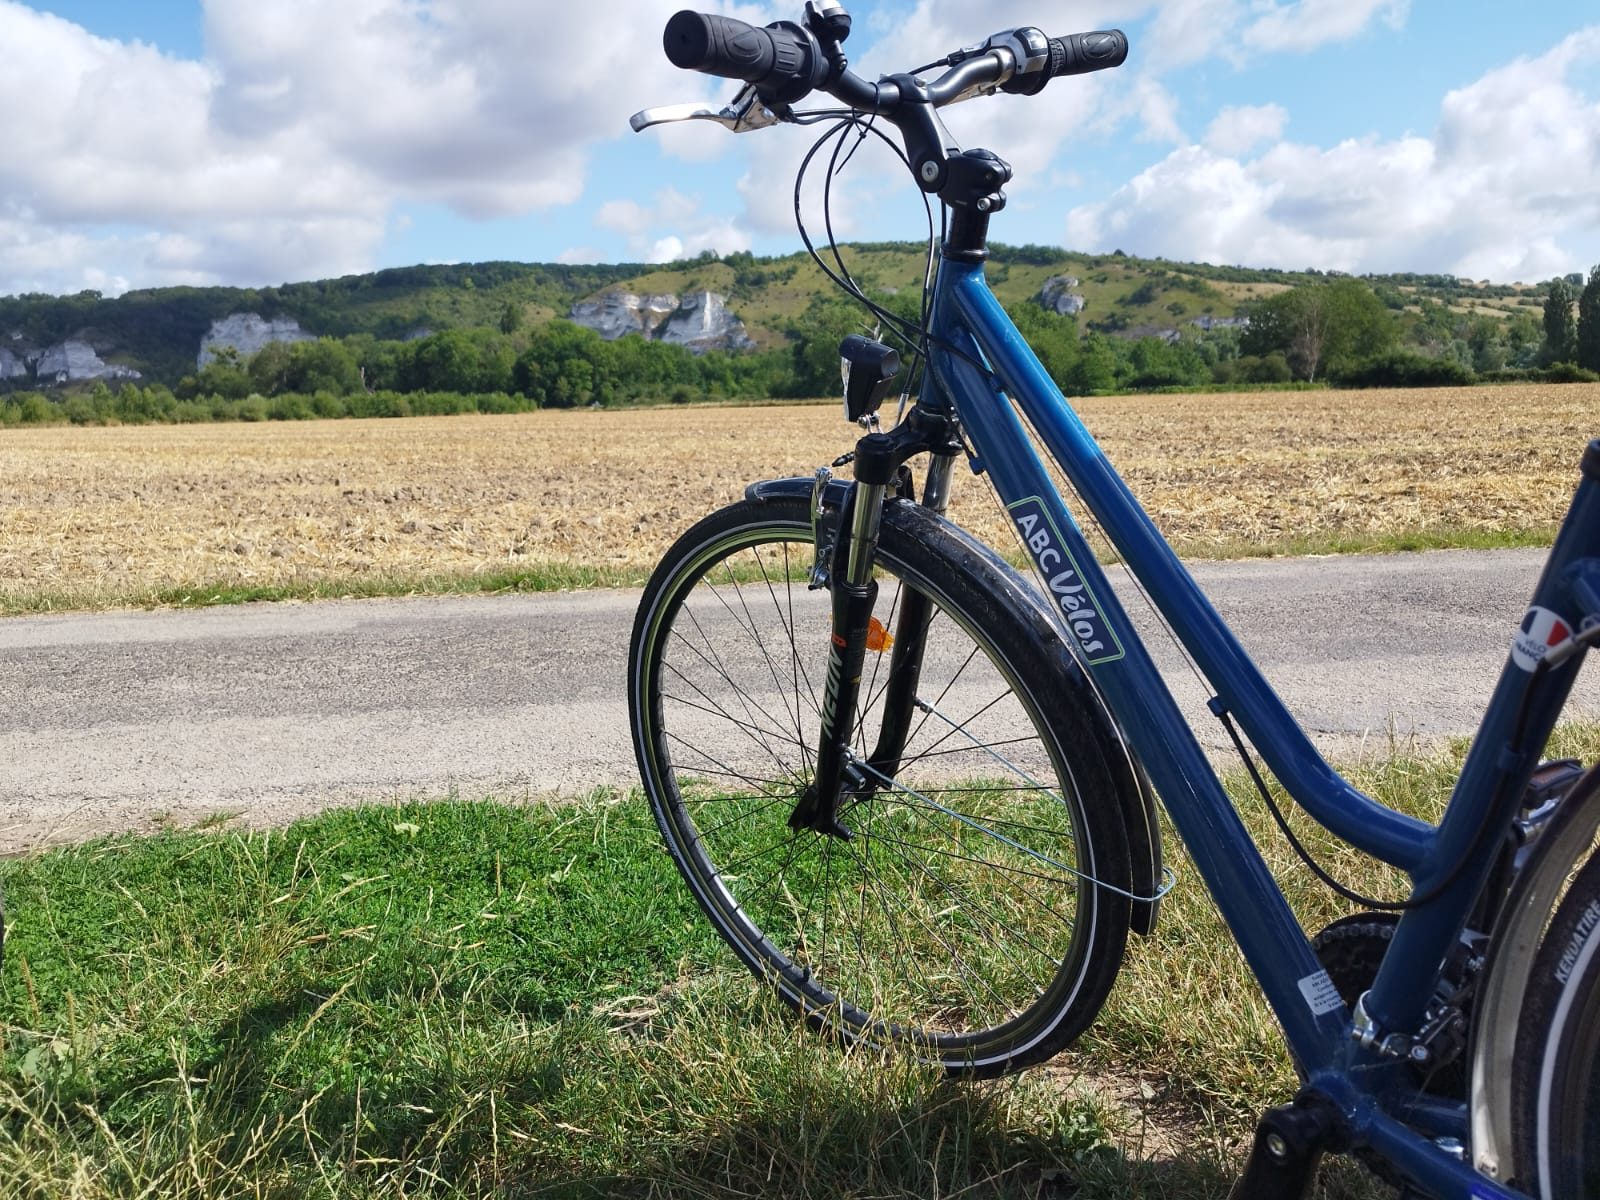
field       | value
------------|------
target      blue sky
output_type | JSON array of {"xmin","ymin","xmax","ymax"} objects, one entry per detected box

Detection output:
[{"xmin": 4, "ymin": 1, "xmax": 1599, "ymax": 295}]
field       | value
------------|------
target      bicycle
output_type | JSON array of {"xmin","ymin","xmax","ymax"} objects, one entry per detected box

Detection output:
[{"xmin": 625, "ymin": 7, "xmax": 1600, "ymax": 1197}]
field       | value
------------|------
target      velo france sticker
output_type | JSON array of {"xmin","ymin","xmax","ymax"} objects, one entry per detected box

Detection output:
[{"xmin": 1511, "ymin": 606, "xmax": 1573, "ymax": 672}]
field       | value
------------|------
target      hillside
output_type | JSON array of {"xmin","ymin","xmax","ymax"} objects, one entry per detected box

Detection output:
[{"xmin": 0, "ymin": 244, "xmax": 1551, "ymax": 391}]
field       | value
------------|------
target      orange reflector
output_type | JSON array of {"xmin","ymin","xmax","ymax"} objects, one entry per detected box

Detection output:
[{"xmin": 866, "ymin": 617, "xmax": 894, "ymax": 653}]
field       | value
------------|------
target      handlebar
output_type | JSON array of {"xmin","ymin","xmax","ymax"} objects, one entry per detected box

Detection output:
[
  {"xmin": 660, "ymin": 9, "xmax": 1126, "ymax": 112},
  {"xmin": 652, "ymin": 8, "xmax": 1127, "ymax": 210}
]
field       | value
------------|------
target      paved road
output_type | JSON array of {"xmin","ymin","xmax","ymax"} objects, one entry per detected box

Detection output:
[{"xmin": 2, "ymin": 547, "xmax": 1595, "ymax": 852}]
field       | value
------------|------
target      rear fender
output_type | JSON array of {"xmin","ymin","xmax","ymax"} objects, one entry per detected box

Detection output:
[{"xmin": 1468, "ymin": 760, "xmax": 1600, "ymax": 1184}]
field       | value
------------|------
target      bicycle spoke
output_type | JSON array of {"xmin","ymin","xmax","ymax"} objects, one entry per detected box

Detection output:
[
  {"xmin": 669, "ymin": 609, "xmax": 799, "ymax": 743},
  {"xmin": 836, "ymin": 832, "xmax": 1018, "ymax": 1023},
  {"xmin": 662, "ymin": 639, "xmax": 797, "ymax": 778},
  {"xmin": 709, "ymin": 560, "xmax": 812, "ymax": 760},
  {"xmin": 691, "ymin": 792, "xmax": 797, "ymax": 841},
  {"xmin": 848, "ymin": 799, "xmax": 1063, "ymax": 995},
  {"xmin": 664, "ymin": 731, "xmax": 793, "ymax": 801},
  {"xmin": 660, "ymin": 685, "xmax": 807, "ymax": 752}
]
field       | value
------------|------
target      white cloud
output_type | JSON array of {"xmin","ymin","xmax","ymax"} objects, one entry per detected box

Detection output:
[
  {"xmin": 1, "ymin": 0, "xmax": 1587, "ymax": 297},
  {"xmin": 1204, "ymin": 103, "xmax": 1288, "ymax": 157},
  {"xmin": 1244, "ymin": 0, "xmax": 1409, "ymax": 55},
  {"xmin": 0, "ymin": 0, "xmax": 697, "ymax": 294},
  {"xmin": 595, "ymin": 188, "xmax": 750, "ymax": 263},
  {"xmin": 648, "ymin": 235, "xmax": 686, "ymax": 264},
  {"xmin": 1067, "ymin": 26, "xmax": 1600, "ymax": 280}
]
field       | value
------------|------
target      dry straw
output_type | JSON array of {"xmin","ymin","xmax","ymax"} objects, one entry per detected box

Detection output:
[{"xmin": 1, "ymin": 385, "xmax": 1593, "ymax": 612}]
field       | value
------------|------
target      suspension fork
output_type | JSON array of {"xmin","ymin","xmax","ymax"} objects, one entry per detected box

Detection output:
[
  {"xmin": 787, "ymin": 414, "xmax": 962, "ymax": 838},
  {"xmin": 866, "ymin": 451, "xmax": 960, "ymax": 780},
  {"xmin": 787, "ymin": 471, "xmax": 885, "ymax": 839}
]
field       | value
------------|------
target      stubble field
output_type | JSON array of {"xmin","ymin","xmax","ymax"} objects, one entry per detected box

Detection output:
[{"xmin": 2, "ymin": 383, "xmax": 1596, "ymax": 614}]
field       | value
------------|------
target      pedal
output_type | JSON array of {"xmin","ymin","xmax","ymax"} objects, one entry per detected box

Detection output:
[{"xmin": 1227, "ymin": 1094, "xmax": 1344, "ymax": 1200}]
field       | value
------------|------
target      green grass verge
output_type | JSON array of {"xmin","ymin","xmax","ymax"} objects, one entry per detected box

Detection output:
[
  {"xmin": 4, "ymin": 727, "xmax": 1598, "ymax": 1197},
  {"xmin": 0, "ymin": 563, "xmax": 654, "ymax": 618}
]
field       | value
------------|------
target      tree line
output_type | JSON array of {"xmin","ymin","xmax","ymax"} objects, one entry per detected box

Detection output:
[{"xmin": 5, "ymin": 268, "xmax": 1599, "ymax": 428}]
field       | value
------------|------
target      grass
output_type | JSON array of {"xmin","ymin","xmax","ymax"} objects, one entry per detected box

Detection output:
[
  {"xmin": 2, "ymin": 385, "xmax": 1595, "ymax": 615},
  {"xmin": 6, "ymin": 727, "xmax": 1598, "ymax": 1198},
  {"xmin": 2, "ymin": 563, "xmax": 647, "ymax": 618}
]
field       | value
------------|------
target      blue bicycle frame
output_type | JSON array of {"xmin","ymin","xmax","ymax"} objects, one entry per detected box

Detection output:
[{"xmin": 919, "ymin": 256, "xmax": 1600, "ymax": 1200}]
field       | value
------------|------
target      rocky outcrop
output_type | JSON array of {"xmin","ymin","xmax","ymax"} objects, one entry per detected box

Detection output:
[
  {"xmin": 570, "ymin": 292, "xmax": 678, "ymax": 341},
  {"xmin": 198, "ymin": 313, "xmax": 313, "ymax": 368},
  {"xmin": 34, "ymin": 340, "xmax": 141, "ymax": 384},
  {"xmin": 0, "ymin": 347, "xmax": 27, "ymax": 381},
  {"xmin": 1037, "ymin": 276, "xmax": 1086, "ymax": 316},
  {"xmin": 659, "ymin": 291, "xmax": 755, "ymax": 352},
  {"xmin": 570, "ymin": 289, "xmax": 754, "ymax": 354}
]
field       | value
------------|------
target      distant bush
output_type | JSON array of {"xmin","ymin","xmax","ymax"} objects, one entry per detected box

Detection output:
[
  {"xmin": 1475, "ymin": 363, "xmax": 1600, "ymax": 385},
  {"xmin": 1215, "ymin": 353, "xmax": 1294, "ymax": 385},
  {"xmin": 1332, "ymin": 351, "xmax": 1477, "ymax": 388},
  {"xmin": 1542, "ymin": 361, "xmax": 1600, "ymax": 383}
]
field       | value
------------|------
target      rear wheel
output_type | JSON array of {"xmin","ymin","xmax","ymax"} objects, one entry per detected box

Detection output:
[
  {"xmin": 628, "ymin": 494, "xmax": 1133, "ymax": 1077},
  {"xmin": 1512, "ymin": 842, "xmax": 1600, "ymax": 1196}
]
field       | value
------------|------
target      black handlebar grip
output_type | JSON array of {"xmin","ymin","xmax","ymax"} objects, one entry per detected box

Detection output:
[
  {"xmin": 1051, "ymin": 30, "xmax": 1129, "ymax": 76},
  {"xmin": 664, "ymin": 12, "xmax": 773, "ymax": 79},
  {"xmin": 662, "ymin": 10, "xmax": 825, "ymax": 104},
  {"xmin": 1001, "ymin": 28, "xmax": 1127, "ymax": 96}
]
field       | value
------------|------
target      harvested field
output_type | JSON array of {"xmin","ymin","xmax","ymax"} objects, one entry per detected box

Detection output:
[{"xmin": 1, "ymin": 384, "xmax": 1595, "ymax": 613}]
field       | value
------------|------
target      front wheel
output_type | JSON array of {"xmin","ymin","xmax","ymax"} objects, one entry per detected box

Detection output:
[{"xmin": 627, "ymin": 494, "xmax": 1133, "ymax": 1077}]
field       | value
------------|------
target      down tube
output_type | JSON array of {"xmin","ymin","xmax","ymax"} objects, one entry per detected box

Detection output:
[{"xmin": 931, "ymin": 295, "xmax": 1347, "ymax": 1070}]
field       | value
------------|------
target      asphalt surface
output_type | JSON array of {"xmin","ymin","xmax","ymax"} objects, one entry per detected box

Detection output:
[{"xmin": 2, "ymin": 547, "xmax": 1595, "ymax": 852}]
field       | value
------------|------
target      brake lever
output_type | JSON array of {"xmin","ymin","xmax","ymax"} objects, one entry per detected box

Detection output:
[{"xmin": 629, "ymin": 84, "xmax": 782, "ymax": 134}]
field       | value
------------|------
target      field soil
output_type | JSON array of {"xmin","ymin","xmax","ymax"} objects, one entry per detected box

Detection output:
[{"xmin": 2, "ymin": 383, "xmax": 1595, "ymax": 613}]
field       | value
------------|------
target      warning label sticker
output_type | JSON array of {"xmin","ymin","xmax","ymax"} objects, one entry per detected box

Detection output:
[
  {"xmin": 1298, "ymin": 970, "xmax": 1345, "ymax": 1017},
  {"xmin": 1511, "ymin": 606, "xmax": 1573, "ymax": 672}
]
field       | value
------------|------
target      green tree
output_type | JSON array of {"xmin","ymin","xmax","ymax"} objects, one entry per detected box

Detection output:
[
  {"xmin": 287, "ymin": 339, "xmax": 362, "ymax": 395},
  {"xmin": 247, "ymin": 341, "xmax": 294, "ymax": 395},
  {"xmin": 787, "ymin": 295, "xmax": 875, "ymax": 399},
  {"xmin": 184, "ymin": 351, "xmax": 252, "ymax": 400},
  {"xmin": 1243, "ymin": 279, "xmax": 1396, "ymax": 381},
  {"xmin": 1067, "ymin": 331, "xmax": 1120, "ymax": 393},
  {"xmin": 1465, "ymin": 318, "xmax": 1507, "ymax": 374},
  {"xmin": 404, "ymin": 330, "xmax": 480, "ymax": 392},
  {"xmin": 1542, "ymin": 276, "xmax": 1578, "ymax": 364},
  {"xmin": 1576, "ymin": 265, "xmax": 1600, "ymax": 372}
]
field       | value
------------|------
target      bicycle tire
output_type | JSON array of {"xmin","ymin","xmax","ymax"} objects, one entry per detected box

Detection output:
[
  {"xmin": 1512, "ymin": 838, "xmax": 1600, "ymax": 1197},
  {"xmin": 628, "ymin": 493, "xmax": 1132, "ymax": 1077}
]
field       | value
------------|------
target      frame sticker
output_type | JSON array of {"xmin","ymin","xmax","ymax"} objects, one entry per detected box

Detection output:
[
  {"xmin": 1007, "ymin": 497, "xmax": 1125, "ymax": 666},
  {"xmin": 1511, "ymin": 606, "xmax": 1572, "ymax": 672},
  {"xmin": 1297, "ymin": 969, "xmax": 1344, "ymax": 1017}
]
